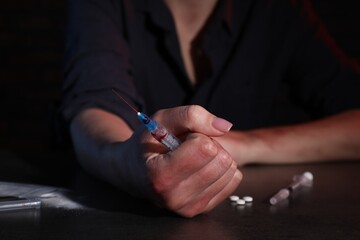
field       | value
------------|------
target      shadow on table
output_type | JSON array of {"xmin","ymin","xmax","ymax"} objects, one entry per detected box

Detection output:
[
  {"xmin": 0, "ymin": 150, "xmax": 174, "ymax": 218},
  {"xmin": 70, "ymin": 170, "xmax": 176, "ymax": 218}
]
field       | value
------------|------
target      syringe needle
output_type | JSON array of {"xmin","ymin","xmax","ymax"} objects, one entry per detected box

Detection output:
[
  {"xmin": 111, "ymin": 89, "xmax": 181, "ymax": 151},
  {"xmin": 112, "ymin": 89, "xmax": 139, "ymax": 113}
]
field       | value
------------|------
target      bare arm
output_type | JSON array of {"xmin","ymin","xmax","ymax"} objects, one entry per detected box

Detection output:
[
  {"xmin": 216, "ymin": 110, "xmax": 360, "ymax": 165},
  {"xmin": 70, "ymin": 106, "xmax": 241, "ymax": 218},
  {"xmin": 70, "ymin": 108, "xmax": 133, "ymax": 183}
]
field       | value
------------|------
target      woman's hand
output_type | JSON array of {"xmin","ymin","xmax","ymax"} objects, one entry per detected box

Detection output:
[
  {"xmin": 136, "ymin": 105, "xmax": 242, "ymax": 217},
  {"xmin": 71, "ymin": 105, "xmax": 242, "ymax": 218}
]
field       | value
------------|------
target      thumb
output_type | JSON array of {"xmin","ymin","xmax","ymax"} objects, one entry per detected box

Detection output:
[{"xmin": 153, "ymin": 105, "xmax": 233, "ymax": 137}]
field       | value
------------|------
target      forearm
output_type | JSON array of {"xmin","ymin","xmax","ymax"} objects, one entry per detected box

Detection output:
[
  {"xmin": 70, "ymin": 108, "xmax": 134, "ymax": 185},
  {"xmin": 219, "ymin": 110, "xmax": 360, "ymax": 165},
  {"xmin": 68, "ymin": 105, "xmax": 242, "ymax": 217}
]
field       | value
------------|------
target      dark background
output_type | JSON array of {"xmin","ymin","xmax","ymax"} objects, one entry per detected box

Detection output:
[{"xmin": 1, "ymin": 0, "xmax": 360, "ymax": 165}]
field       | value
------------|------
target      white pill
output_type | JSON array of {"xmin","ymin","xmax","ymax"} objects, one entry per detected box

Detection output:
[
  {"xmin": 229, "ymin": 195, "xmax": 240, "ymax": 201},
  {"xmin": 236, "ymin": 199, "xmax": 246, "ymax": 205},
  {"xmin": 242, "ymin": 196, "xmax": 253, "ymax": 203}
]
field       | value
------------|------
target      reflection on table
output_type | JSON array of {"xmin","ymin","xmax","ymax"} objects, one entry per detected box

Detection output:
[{"xmin": 0, "ymin": 151, "xmax": 359, "ymax": 240}]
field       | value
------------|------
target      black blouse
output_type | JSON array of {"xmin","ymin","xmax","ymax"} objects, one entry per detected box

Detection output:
[{"xmin": 61, "ymin": 0, "xmax": 360, "ymax": 131}]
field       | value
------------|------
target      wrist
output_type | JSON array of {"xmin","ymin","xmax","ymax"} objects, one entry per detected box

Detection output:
[
  {"xmin": 215, "ymin": 130, "xmax": 264, "ymax": 165},
  {"xmin": 102, "ymin": 129, "xmax": 161, "ymax": 203}
]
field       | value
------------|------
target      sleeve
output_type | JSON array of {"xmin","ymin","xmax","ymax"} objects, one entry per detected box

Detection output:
[
  {"xmin": 287, "ymin": 0, "xmax": 360, "ymax": 118},
  {"xmin": 60, "ymin": 0, "xmax": 143, "ymax": 129}
]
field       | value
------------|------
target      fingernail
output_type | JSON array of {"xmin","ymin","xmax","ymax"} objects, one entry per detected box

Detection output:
[{"xmin": 212, "ymin": 117, "xmax": 233, "ymax": 132}]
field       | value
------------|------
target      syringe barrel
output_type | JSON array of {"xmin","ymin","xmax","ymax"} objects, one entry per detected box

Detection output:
[
  {"xmin": 138, "ymin": 112, "xmax": 181, "ymax": 151},
  {"xmin": 151, "ymin": 124, "xmax": 180, "ymax": 151},
  {"xmin": 270, "ymin": 188, "xmax": 290, "ymax": 205}
]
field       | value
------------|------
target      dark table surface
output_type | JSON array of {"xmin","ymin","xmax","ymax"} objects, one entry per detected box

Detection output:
[{"xmin": 0, "ymin": 150, "xmax": 359, "ymax": 240}]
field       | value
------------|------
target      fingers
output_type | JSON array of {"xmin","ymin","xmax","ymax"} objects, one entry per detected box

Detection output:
[
  {"xmin": 153, "ymin": 105, "xmax": 233, "ymax": 137},
  {"xmin": 147, "ymin": 135, "xmax": 219, "ymax": 197},
  {"xmin": 146, "ymin": 133, "xmax": 242, "ymax": 218},
  {"xmin": 141, "ymin": 105, "xmax": 234, "ymax": 156},
  {"xmin": 179, "ymin": 167, "xmax": 242, "ymax": 218},
  {"xmin": 143, "ymin": 105, "xmax": 239, "ymax": 217}
]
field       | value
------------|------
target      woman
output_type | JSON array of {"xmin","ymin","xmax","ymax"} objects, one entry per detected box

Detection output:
[{"xmin": 62, "ymin": 0, "xmax": 360, "ymax": 217}]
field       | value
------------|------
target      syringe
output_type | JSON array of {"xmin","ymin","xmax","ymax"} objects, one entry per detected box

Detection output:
[
  {"xmin": 269, "ymin": 171, "xmax": 314, "ymax": 205},
  {"xmin": 137, "ymin": 112, "xmax": 180, "ymax": 151},
  {"xmin": 112, "ymin": 89, "xmax": 181, "ymax": 151}
]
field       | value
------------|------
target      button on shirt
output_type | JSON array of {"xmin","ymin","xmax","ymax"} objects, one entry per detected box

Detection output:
[{"xmin": 62, "ymin": 0, "xmax": 360, "ymax": 131}]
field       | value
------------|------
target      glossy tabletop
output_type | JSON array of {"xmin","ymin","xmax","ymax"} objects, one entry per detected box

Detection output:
[{"xmin": 0, "ymin": 151, "xmax": 359, "ymax": 240}]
